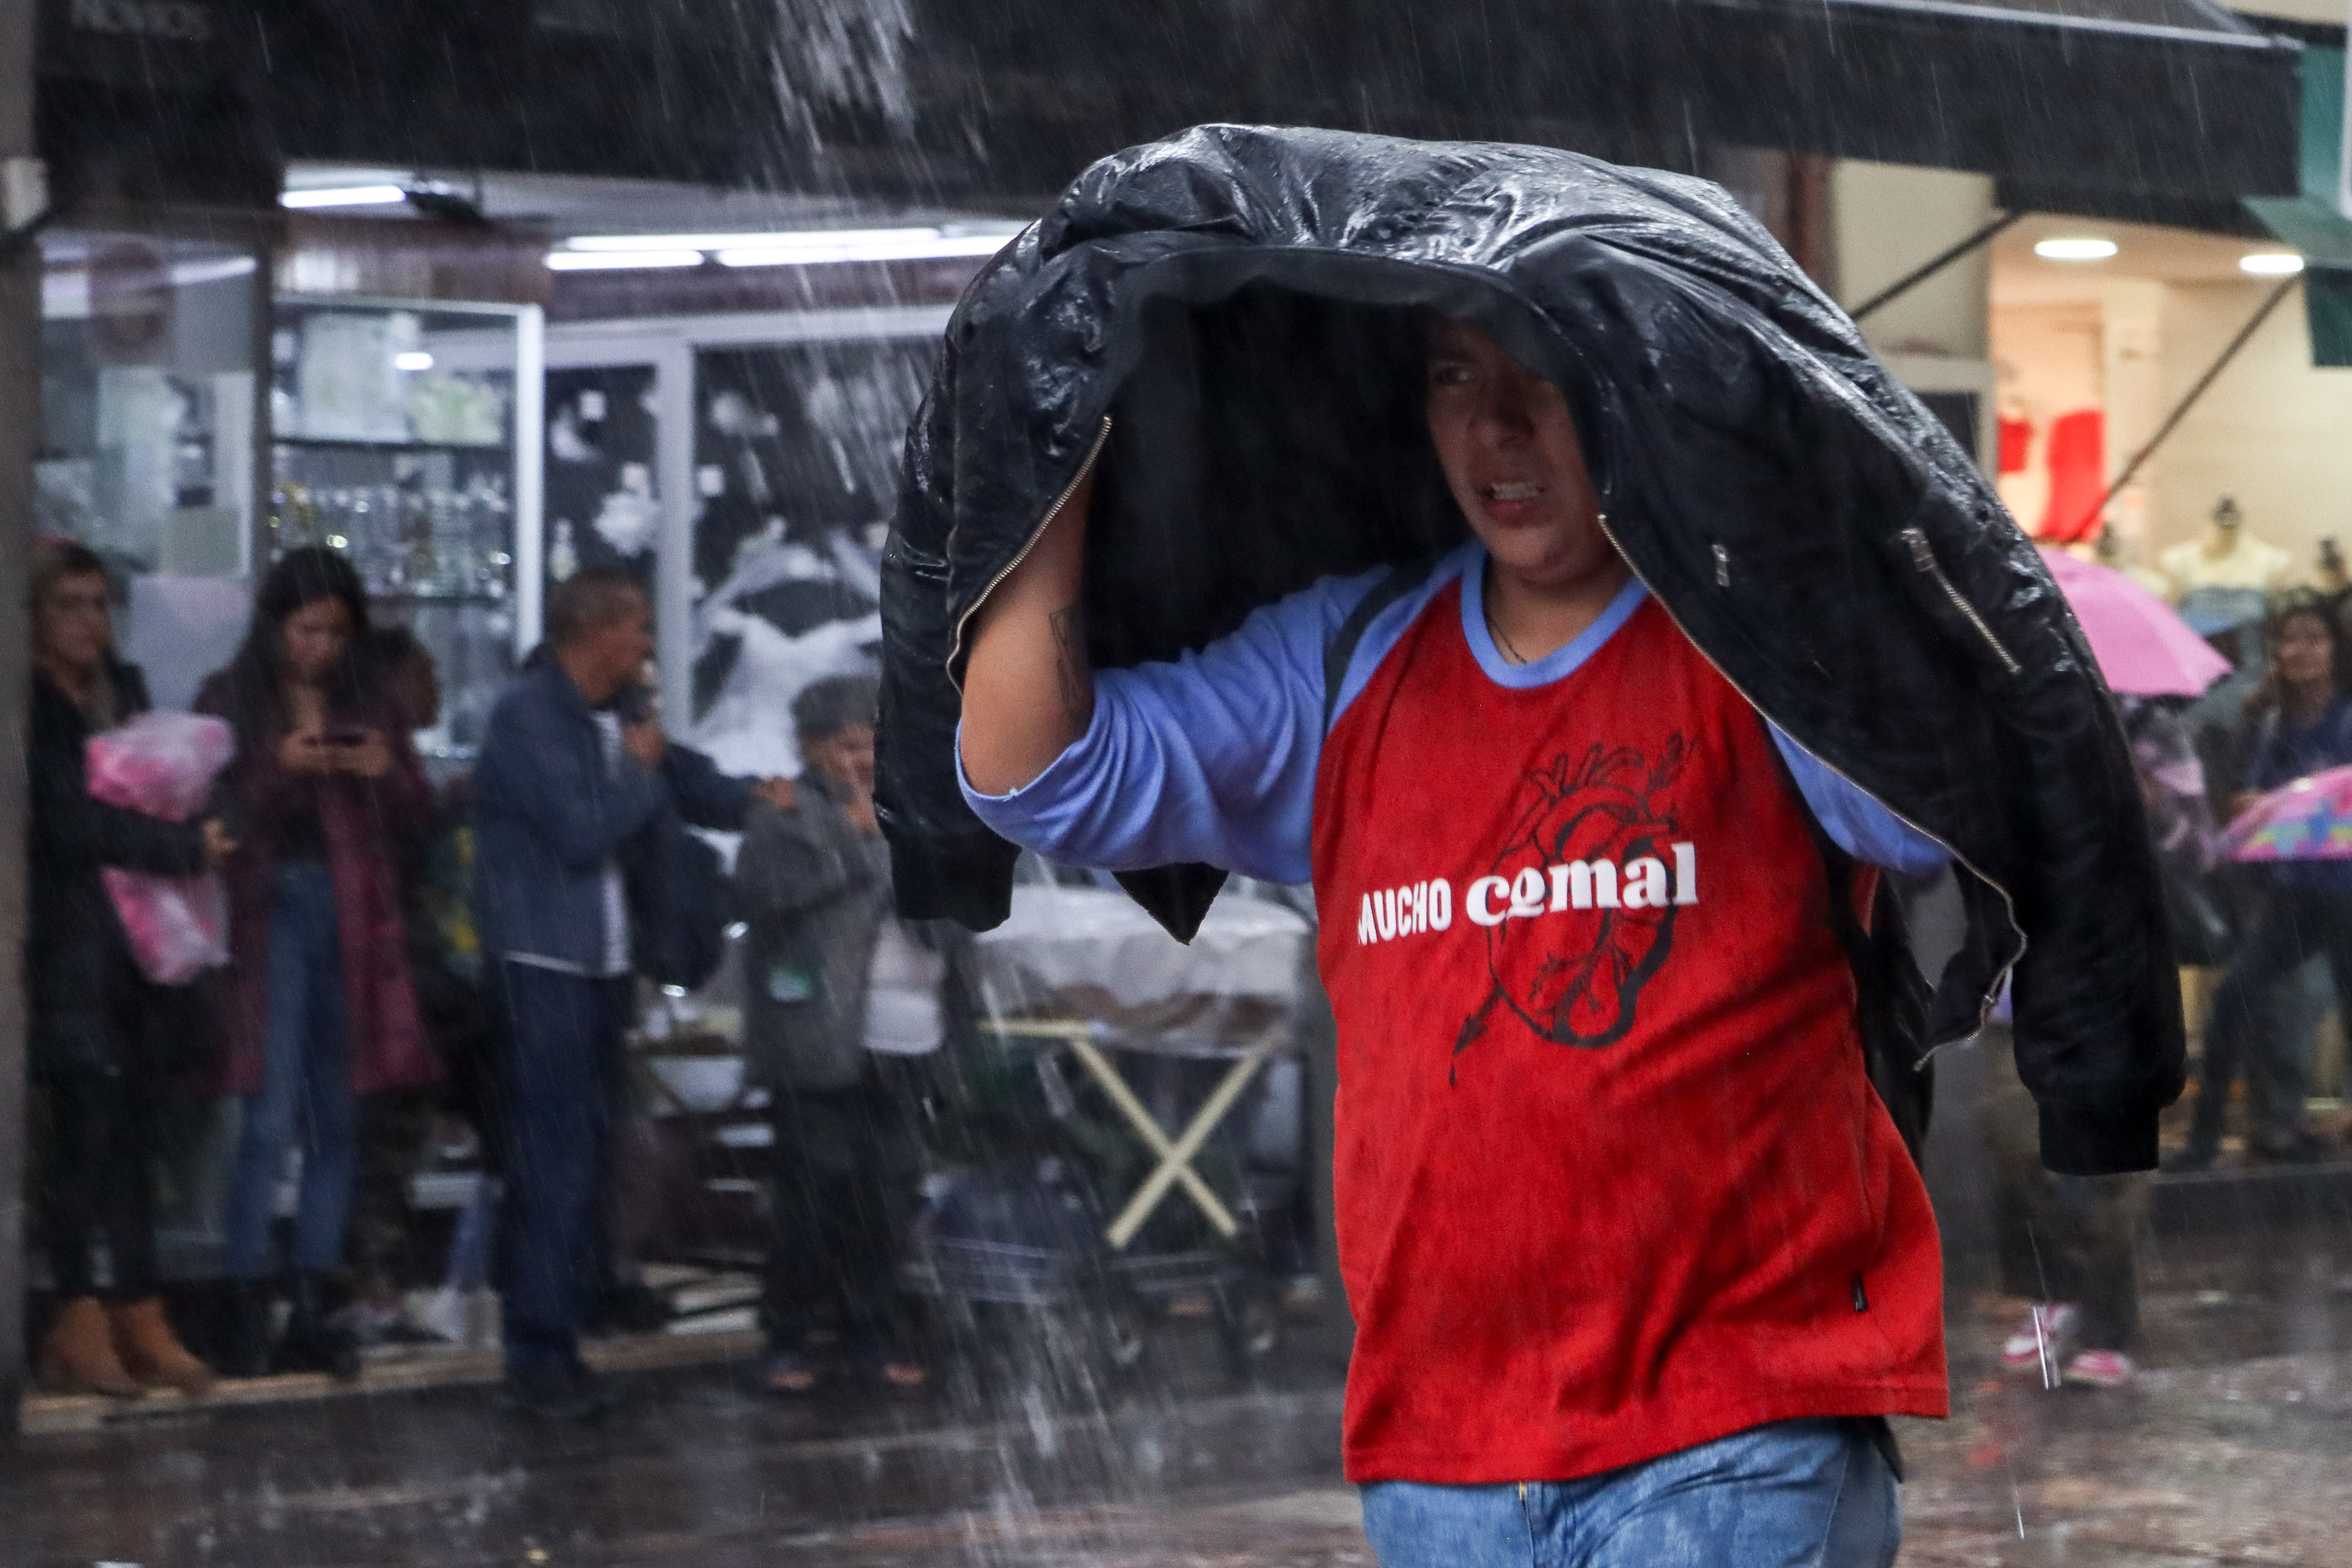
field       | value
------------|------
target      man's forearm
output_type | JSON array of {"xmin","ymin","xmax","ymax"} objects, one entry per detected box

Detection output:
[{"xmin": 959, "ymin": 473, "xmax": 1096, "ymax": 795}]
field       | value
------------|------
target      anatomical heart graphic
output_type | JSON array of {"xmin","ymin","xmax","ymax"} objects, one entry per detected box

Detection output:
[{"xmin": 1456, "ymin": 738, "xmax": 1688, "ymax": 1061}]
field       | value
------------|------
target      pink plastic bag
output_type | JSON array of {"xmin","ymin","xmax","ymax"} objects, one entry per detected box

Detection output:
[{"xmin": 86, "ymin": 711, "xmax": 237, "ymax": 985}]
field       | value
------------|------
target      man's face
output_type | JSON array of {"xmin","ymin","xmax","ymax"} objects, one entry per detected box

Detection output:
[
  {"xmin": 805, "ymin": 724, "xmax": 877, "ymax": 806},
  {"xmin": 579, "ymin": 597, "xmax": 655, "ymax": 696},
  {"xmin": 1425, "ymin": 318, "xmax": 1613, "ymax": 587}
]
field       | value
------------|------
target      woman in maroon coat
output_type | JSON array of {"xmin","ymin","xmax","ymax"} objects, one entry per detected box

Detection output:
[{"xmin": 196, "ymin": 548, "xmax": 436, "ymax": 1377}]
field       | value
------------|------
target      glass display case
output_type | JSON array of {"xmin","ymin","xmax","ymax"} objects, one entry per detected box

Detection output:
[{"xmin": 269, "ymin": 296, "xmax": 545, "ymax": 773}]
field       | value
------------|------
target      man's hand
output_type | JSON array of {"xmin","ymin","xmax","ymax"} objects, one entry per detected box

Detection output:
[
  {"xmin": 960, "ymin": 466, "xmax": 1098, "ymax": 796},
  {"xmin": 752, "ymin": 776, "xmax": 798, "ymax": 813},
  {"xmin": 844, "ymin": 793, "xmax": 880, "ymax": 837},
  {"xmin": 622, "ymin": 719, "xmax": 667, "ymax": 769},
  {"xmin": 200, "ymin": 818, "xmax": 238, "ymax": 870}
]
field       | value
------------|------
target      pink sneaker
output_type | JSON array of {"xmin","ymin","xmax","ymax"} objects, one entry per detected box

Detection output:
[
  {"xmin": 2000, "ymin": 1302, "xmax": 2078, "ymax": 1378},
  {"xmin": 2063, "ymin": 1348, "xmax": 2136, "ymax": 1388}
]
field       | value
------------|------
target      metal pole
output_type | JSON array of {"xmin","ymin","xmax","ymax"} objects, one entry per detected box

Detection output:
[
  {"xmin": 1849, "ymin": 211, "xmax": 2024, "ymax": 324},
  {"xmin": 2084, "ymin": 278, "xmax": 2299, "ymax": 532},
  {"xmin": 0, "ymin": 0, "xmax": 39, "ymax": 1443}
]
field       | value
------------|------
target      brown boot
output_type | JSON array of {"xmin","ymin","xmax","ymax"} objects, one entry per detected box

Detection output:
[
  {"xmin": 110, "ymin": 1297, "xmax": 214, "ymax": 1395},
  {"xmin": 38, "ymin": 1298, "xmax": 143, "ymax": 1399}
]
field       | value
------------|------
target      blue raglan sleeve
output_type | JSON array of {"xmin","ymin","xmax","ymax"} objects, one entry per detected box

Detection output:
[
  {"xmin": 958, "ymin": 571, "xmax": 1382, "ymax": 884},
  {"xmin": 1770, "ymin": 729, "xmax": 1951, "ymax": 877}
]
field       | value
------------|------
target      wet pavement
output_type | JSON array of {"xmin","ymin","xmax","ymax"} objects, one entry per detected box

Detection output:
[{"xmin": 13, "ymin": 1221, "xmax": 2352, "ymax": 1567}]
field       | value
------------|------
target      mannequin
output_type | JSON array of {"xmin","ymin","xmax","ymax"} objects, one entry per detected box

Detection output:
[{"xmin": 2161, "ymin": 498, "xmax": 2293, "ymax": 601}]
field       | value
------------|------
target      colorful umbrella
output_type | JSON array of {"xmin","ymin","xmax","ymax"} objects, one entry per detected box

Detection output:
[
  {"xmin": 2037, "ymin": 547, "xmax": 2231, "ymax": 698},
  {"xmin": 2227, "ymin": 764, "xmax": 2352, "ymax": 862}
]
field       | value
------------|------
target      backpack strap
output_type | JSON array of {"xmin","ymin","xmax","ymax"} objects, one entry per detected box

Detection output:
[{"xmin": 1322, "ymin": 554, "xmax": 1442, "ymax": 732}]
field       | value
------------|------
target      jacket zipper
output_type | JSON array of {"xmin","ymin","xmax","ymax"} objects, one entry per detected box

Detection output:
[
  {"xmin": 948, "ymin": 416, "xmax": 1115, "ymax": 692},
  {"xmin": 1596, "ymin": 516, "xmax": 2024, "ymax": 1046},
  {"xmin": 1900, "ymin": 526, "xmax": 2021, "ymax": 677}
]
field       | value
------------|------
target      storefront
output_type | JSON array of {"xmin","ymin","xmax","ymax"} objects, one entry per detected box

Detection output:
[
  {"xmin": 1987, "ymin": 34, "xmax": 2352, "ymax": 597},
  {"xmin": 3, "ymin": 0, "xmax": 2325, "ymax": 1417}
]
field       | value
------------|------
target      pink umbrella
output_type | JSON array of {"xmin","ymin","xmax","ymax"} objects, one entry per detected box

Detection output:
[
  {"xmin": 2227, "ymin": 764, "xmax": 2352, "ymax": 862},
  {"xmin": 2038, "ymin": 547, "xmax": 2231, "ymax": 698}
]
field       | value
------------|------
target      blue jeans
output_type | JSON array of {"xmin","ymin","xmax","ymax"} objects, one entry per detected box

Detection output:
[
  {"xmin": 223, "ymin": 860, "xmax": 358, "ymax": 1279},
  {"xmin": 1360, "ymin": 1419, "xmax": 1900, "ymax": 1568},
  {"xmin": 493, "ymin": 962, "xmax": 631, "ymax": 1377}
]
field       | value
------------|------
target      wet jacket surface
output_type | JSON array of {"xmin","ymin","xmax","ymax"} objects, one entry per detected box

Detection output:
[
  {"xmin": 877, "ymin": 124, "xmax": 2182, "ymax": 1175},
  {"xmin": 27, "ymin": 663, "xmax": 208, "ymax": 1077}
]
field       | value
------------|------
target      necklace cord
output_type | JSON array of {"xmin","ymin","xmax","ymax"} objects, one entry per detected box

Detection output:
[{"xmin": 1482, "ymin": 558, "xmax": 1529, "ymax": 665}]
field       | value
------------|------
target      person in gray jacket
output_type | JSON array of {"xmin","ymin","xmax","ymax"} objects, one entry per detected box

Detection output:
[{"xmin": 739, "ymin": 673, "xmax": 964, "ymax": 1396}]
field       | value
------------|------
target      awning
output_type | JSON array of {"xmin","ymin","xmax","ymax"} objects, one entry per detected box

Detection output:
[
  {"xmin": 2245, "ymin": 44, "xmax": 2352, "ymax": 366},
  {"xmin": 894, "ymin": 0, "xmax": 2310, "ymax": 205},
  {"xmin": 31, "ymin": 0, "xmax": 2309, "ymax": 216},
  {"xmin": 1670, "ymin": 0, "xmax": 2303, "ymax": 198}
]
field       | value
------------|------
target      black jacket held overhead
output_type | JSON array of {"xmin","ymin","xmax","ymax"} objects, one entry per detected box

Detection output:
[{"xmin": 877, "ymin": 124, "xmax": 2183, "ymax": 1177}]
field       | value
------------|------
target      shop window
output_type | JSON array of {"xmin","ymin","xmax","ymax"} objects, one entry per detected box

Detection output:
[
  {"xmin": 685, "ymin": 337, "xmax": 930, "ymax": 778},
  {"xmin": 35, "ymin": 231, "xmax": 261, "ymax": 706}
]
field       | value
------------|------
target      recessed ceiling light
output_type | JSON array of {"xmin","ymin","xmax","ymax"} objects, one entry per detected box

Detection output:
[
  {"xmin": 394, "ymin": 351, "xmax": 434, "ymax": 372},
  {"xmin": 2240, "ymin": 252, "xmax": 2305, "ymax": 277},
  {"xmin": 2034, "ymin": 238, "xmax": 2118, "ymax": 262},
  {"xmin": 281, "ymin": 184, "xmax": 409, "ymax": 209},
  {"xmin": 544, "ymin": 249, "xmax": 705, "ymax": 272}
]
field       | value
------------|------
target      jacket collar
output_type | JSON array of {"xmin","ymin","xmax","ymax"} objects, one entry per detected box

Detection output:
[{"xmin": 527, "ymin": 655, "xmax": 601, "ymax": 724}]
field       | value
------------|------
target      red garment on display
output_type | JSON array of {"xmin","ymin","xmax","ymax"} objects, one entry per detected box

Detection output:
[
  {"xmin": 1311, "ymin": 590, "xmax": 1947, "ymax": 1485},
  {"xmin": 2038, "ymin": 408, "xmax": 2107, "ymax": 542},
  {"xmin": 1998, "ymin": 414, "xmax": 2033, "ymax": 475}
]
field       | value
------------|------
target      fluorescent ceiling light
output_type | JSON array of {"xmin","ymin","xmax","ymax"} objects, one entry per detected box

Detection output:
[
  {"xmin": 564, "ymin": 223, "xmax": 1022, "ymax": 255},
  {"xmin": 2034, "ymin": 237, "xmax": 2118, "ymax": 261},
  {"xmin": 169, "ymin": 256, "xmax": 259, "ymax": 287},
  {"xmin": 394, "ymin": 350, "xmax": 435, "ymax": 371},
  {"xmin": 282, "ymin": 184, "xmax": 409, "ymax": 209},
  {"xmin": 717, "ymin": 233, "xmax": 1015, "ymax": 267},
  {"xmin": 545, "ymin": 249, "xmax": 705, "ymax": 272},
  {"xmin": 2240, "ymin": 252, "xmax": 2305, "ymax": 277}
]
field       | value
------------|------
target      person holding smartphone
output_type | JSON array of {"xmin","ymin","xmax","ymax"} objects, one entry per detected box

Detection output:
[{"xmin": 196, "ymin": 548, "xmax": 438, "ymax": 1379}]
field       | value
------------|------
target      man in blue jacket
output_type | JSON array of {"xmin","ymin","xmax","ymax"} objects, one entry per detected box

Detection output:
[{"xmin": 474, "ymin": 567, "xmax": 786, "ymax": 1418}]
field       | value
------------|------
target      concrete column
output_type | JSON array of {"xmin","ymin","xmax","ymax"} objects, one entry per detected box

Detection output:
[
  {"xmin": 1831, "ymin": 161, "xmax": 1994, "ymax": 363},
  {"xmin": 0, "ymin": 0, "xmax": 38, "ymax": 1439},
  {"xmin": 2100, "ymin": 279, "xmax": 2166, "ymax": 557}
]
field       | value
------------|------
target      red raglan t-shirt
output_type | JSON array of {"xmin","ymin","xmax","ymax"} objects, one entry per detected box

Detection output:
[
  {"xmin": 962, "ymin": 546, "xmax": 1949, "ymax": 1486},
  {"xmin": 1314, "ymin": 583, "xmax": 1946, "ymax": 1483}
]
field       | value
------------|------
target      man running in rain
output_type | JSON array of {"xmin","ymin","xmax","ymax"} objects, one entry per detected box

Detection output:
[
  {"xmin": 957, "ymin": 313, "xmax": 1952, "ymax": 1564},
  {"xmin": 899, "ymin": 125, "xmax": 2177, "ymax": 1568}
]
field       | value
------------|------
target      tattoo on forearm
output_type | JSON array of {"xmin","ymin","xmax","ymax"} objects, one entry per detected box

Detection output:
[{"xmin": 1049, "ymin": 601, "xmax": 1091, "ymax": 729}]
